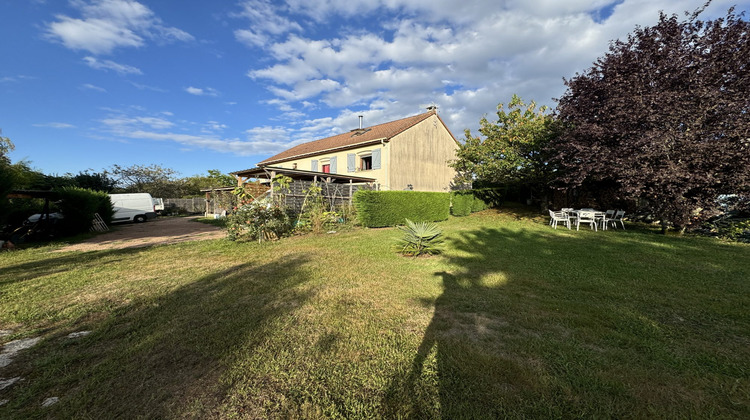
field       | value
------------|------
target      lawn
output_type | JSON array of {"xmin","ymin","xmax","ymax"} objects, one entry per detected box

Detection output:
[{"xmin": 0, "ymin": 208, "xmax": 748, "ymax": 418}]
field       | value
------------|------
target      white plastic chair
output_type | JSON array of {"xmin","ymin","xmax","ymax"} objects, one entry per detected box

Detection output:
[
  {"xmin": 600, "ymin": 210, "xmax": 615, "ymax": 230},
  {"xmin": 549, "ymin": 210, "xmax": 570, "ymax": 229},
  {"xmin": 608, "ymin": 210, "xmax": 626, "ymax": 230},
  {"xmin": 575, "ymin": 210, "xmax": 597, "ymax": 231}
]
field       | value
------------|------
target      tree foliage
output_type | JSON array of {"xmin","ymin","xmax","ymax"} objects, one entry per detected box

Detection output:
[
  {"xmin": 0, "ymin": 130, "xmax": 15, "ymax": 226},
  {"xmin": 107, "ymin": 165, "xmax": 235, "ymax": 197},
  {"xmin": 552, "ymin": 5, "xmax": 750, "ymax": 231},
  {"xmin": 450, "ymin": 95, "xmax": 557, "ymax": 193},
  {"xmin": 183, "ymin": 169, "xmax": 236, "ymax": 193},
  {"xmin": 108, "ymin": 164, "xmax": 180, "ymax": 196}
]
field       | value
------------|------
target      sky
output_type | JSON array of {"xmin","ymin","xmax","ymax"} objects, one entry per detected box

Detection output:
[{"xmin": 1, "ymin": 0, "xmax": 747, "ymax": 178}]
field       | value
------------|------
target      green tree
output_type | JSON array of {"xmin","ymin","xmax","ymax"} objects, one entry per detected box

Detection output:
[
  {"xmin": 71, "ymin": 170, "xmax": 117, "ymax": 192},
  {"xmin": 183, "ymin": 169, "xmax": 236, "ymax": 196},
  {"xmin": 107, "ymin": 164, "xmax": 186, "ymax": 197},
  {"xmin": 0, "ymin": 131, "xmax": 15, "ymax": 226},
  {"xmin": 450, "ymin": 95, "xmax": 557, "ymax": 202}
]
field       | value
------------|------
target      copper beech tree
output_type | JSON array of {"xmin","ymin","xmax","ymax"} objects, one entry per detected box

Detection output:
[{"xmin": 552, "ymin": 5, "xmax": 750, "ymax": 233}]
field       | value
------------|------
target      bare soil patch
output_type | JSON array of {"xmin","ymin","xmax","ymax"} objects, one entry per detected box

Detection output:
[{"xmin": 56, "ymin": 217, "xmax": 224, "ymax": 252}]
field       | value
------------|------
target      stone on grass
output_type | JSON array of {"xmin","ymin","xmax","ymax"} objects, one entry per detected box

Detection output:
[
  {"xmin": 0, "ymin": 377, "xmax": 20, "ymax": 391},
  {"xmin": 42, "ymin": 397, "xmax": 60, "ymax": 407},
  {"xmin": 66, "ymin": 331, "xmax": 92, "ymax": 339},
  {"xmin": 0, "ymin": 337, "xmax": 41, "ymax": 368}
]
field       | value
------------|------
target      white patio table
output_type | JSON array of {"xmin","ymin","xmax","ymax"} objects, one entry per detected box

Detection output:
[{"xmin": 569, "ymin": 210, "xmax": 606, "ymax": 230}]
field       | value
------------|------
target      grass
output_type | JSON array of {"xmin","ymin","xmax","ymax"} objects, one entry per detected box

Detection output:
[{"xmin": 0, "ymin": 207, "xmax": 748, "ymax": 418}]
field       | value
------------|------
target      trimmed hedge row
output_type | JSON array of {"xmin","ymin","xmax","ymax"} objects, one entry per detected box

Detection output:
[
  {"xmin": 450, "ymin": 188, "xmax": 503, "ymax": 217},
  {"xmin": 354, "ymin": 188, "xmax": 504, "ymax": 227},
  {"xmin": 354, "ymin": 190, "xmax": 450, "ymax": 227}
]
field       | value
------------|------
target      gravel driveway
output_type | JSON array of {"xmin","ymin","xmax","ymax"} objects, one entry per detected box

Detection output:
[{"xmin": 56, "ymin": 216, "xmax": 225, "ymax": 252}]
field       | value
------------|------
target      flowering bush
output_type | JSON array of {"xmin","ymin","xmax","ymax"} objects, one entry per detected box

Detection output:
[{"xmin": 226, "ymin": 198, "xmax": 292, "ymax": 243}]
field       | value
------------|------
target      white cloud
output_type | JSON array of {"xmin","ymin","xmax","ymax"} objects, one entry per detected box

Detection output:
[
  {"xmin": 233, "ymin": 0, "xmax": 303, "ymax": 47},
  {"xmin": 202, "ymin": 121, "xmax": 228, "ymax": 133},
  {"xmin": 130, "ymin": 81, "xmax": 167, "ymax": 92},
  {"xmin": 80, "ymin": 83, "xmax": 107, "ymax": 92},
  {"xmin": 94, "ymin": 108, "xmax": 294, "ymax": 156},
  {"xmin": 0, "ymin": 75, "xmax": 34, "ymax": 83},
  {"xmin": 128, "ymin": 130, "xmax": 293, "ymax": 156},
  {"xmin": 33, "ymin": 122, "xmax": 76, "ymax": 129},
  {"xmin": 83, "ymin": 56, "xmax": 142, "ymax": 75},
  {"xmin": 45, "ymin": 0, "xmax": 194, "ymax": 54},
  {"xmin": 100, "ymin": 115, "xmax": 174, "ymax": 130},
  {"xmin": 185, "ymin": 86, "xmax": 220, "ymax": 96},
  {"xmin": 238, "ymin": 0, "xmax": 740, "ymax": 141},
  {"xmin": 245, "ymin": 126, "xmax": 291, "ymax": 143}
]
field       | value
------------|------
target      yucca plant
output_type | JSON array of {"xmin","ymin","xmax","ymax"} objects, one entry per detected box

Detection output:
[{"xmin": 397, "ymin": 218, "xmax": 444, "ymax": 256}]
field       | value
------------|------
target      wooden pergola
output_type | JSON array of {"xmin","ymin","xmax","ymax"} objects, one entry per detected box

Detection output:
[
  {"xmin": 232, "ymin": 165, "xmax": 376, "ymax": 196},
  {"xmin": 230, "ymin": 166, "xmax": 378, "ymax": 212}
]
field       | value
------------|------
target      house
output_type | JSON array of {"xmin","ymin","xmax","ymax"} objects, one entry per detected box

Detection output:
[{"xmin": 234, "ymin": 108, "xmax": 460, "ymax": 192}]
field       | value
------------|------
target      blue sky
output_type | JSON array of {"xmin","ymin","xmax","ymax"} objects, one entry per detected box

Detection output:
[{"xmin": 1, "ymin": 0, "xmax": 746, "ymax": 178}]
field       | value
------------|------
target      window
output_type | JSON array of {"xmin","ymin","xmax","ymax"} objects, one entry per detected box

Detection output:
[
  {"xmin": 360, "ymin": 155, "xmax": 373, "ymax": 171},
  {"xmin": 322, "ymin": 164, "xmax": 330, "ymax": 173}
]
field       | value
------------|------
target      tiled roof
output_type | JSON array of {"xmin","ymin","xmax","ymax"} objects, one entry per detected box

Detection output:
[{"xmin": 258, "ymin": 110, "xmax": 439, "ymax": 165}]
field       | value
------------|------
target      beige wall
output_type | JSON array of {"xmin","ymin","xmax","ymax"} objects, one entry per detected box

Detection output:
[
  {"xmin": 272, "ymin": 144, "xmax": 389, "ymax": 185},
  {"xmin": 266, "ymin": 114, "xmax": 458, "ymax": 192},
  {"xmin": 388, "ymin": 114, "xmax": 459, "ymax": 192}
]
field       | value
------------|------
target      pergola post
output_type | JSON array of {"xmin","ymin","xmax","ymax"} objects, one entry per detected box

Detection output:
[{"xmin": 349, "ymin": 179, "xmax": 353, "ymax": 208}]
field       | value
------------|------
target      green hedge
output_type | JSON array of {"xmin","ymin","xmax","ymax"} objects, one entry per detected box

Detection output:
[
  {"xmin": 55, "ymin": 187, "xmax": 114, "ymax": 235},
  {"xmin": 354, "ymin": 190, "xmax": 450, "ymax": 227},
  {"xmin": 472, "ymin": 188, "xmax": 504, "ymax": 208},
  {"xmin": 471, "ymin": 195, "xmax": 488, "ymax": 212},
  {"xmin": 450, "ymin": 192, "xmax": 473, "ymax": 217},
  {"xmin": 450, "ymin": 189, "xmax": 501, "ymax": 216}
]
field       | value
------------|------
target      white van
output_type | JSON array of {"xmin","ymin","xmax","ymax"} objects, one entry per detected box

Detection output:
[
  {"xmin": 152, "ymin": 197, "xmax": 165, "ymax": 214},
  {"xmin": 109, "ymin": 193, "xmax": 158, "ymax": 223}
]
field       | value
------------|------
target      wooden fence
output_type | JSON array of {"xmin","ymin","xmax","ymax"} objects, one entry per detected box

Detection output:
[{"xmin": 169, "ymin": 180, "xmax": 377, "ymax": 216}]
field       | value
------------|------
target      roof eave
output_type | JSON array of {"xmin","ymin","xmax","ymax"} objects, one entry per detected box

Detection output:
[{"xmin": 258, "ymin": 137, "xmax": 390, "ymax": 166}]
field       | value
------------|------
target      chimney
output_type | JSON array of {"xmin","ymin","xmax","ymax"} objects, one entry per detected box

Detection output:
[{"xmin": 351, "ymin": 115, "xmax": 367, "ymax": 135}]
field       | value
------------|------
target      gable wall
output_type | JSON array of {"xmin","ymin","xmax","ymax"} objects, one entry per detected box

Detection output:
[{"xmin": 388, "ymin": 114, "xmax": 459, "ymax": 192}]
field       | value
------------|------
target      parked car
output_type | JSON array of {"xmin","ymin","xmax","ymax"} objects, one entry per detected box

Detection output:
[
  {"xmin": 109, "ymin": 193, "xmax": 157, "ymax": 223},
  {"xmin": 24, "ymin": 212, "xmax": 65, "ymax": 225}
]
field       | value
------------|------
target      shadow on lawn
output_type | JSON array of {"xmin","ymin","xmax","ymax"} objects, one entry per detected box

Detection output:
[
  {"xmin": 383, "ymin": 223, "xmax": 750, "ymax": 418},
  {"xmin": 383, "ymin": 226, "xmax": 564, "ymax": 418},
  {"xmin": 1, "ymin": 252, "xmax": 314, "ymax": 419},
  {"xmin": 0, "ymin": 247, "xmax": 143, "ymax": 286}
]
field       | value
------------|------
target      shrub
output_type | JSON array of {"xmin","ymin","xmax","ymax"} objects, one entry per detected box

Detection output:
[
  {"xmin": 55, "ymin": 187, "xmax": 113, "ymax": 235},
  {"xmin": 450, "ymin": 192, "xmax": 473, "ymax": 217},
  {"xmin": 708, "ymin": 219, "xmax": 750, "ymax": 243},
  {"xmin": 226, "ymin": 199, "xmax": 292, "ymax": 243},
  {"xmin": 354, "ymin": 190, "xmax": 450, "ymax": 227},
  {"xmin": 472, "ymin": 188, "xmax": 504, "ymax": 208},
  {"xmin": 397, "ymin": 219, "xmax": 444, "ymax": 256},
  {"xmin": 470, "ymin": 195, "xmax": 489, "ymax": 212},
  {"xmin": 450, "ymin": 190, "xmax": 495, "ymax": 217}
]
